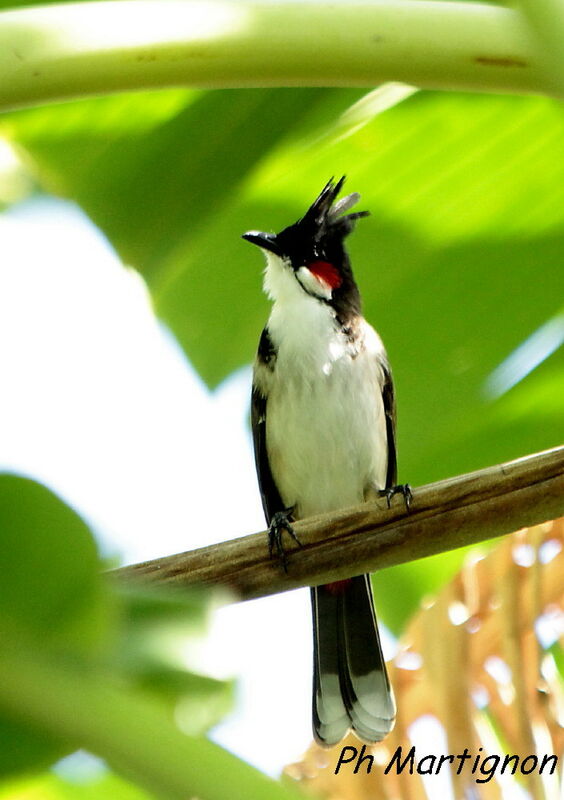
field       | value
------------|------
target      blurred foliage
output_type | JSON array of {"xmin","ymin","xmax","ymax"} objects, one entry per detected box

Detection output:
[
  {"xmin": 0, "ymin": 1, "xmax": 563, "ymax": 793},
  {"xmin": 0, "ymin": 474, "xmax": 304, "ymax": 799},
  {"xmin": 0, "ymin": 768, "xmax": 152, "ymax": 800},
  {"xmin": 2, "ymin": 85, "xmax": 562, "ymax": 631},
  {"xmin": 0, "ymin": 0, "xmax": 508, "ymax": 9},
  {"xmin": 289, "ymin": 521, "xmax": 564, "ymax": 800},
  {"xmin": 0, "ymin": 475, "xmax": 110, "ymax": 776},
  {"xmin": 0, "ymin": 474, "xmax": 108, "ymax": 649}
]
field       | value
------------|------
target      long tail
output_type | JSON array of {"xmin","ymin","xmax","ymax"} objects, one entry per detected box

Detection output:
[{"xmin": 311, "ymin": 574, "xmax": 396, "ymax": 746}]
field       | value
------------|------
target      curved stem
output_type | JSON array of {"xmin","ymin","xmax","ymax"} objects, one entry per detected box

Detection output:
[
  {"xmin": 0, "ymin": 0, "xmax": 550, "ymax": 112},
  {"xmin": 519, "ymin": 0, "xmax": 564, "ymax": 95}
]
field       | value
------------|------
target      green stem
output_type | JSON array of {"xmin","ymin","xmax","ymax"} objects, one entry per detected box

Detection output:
[
  {"xmin": 0, "ymin": 642, "xmax": 303, "ymax": 800},
  {"xmin": 519, "ymin": 0, "xmax": 564, "ymax": 95},
  {"xmin": 0, "ymin": 0, "xmax": 550, "ymax": 112}
]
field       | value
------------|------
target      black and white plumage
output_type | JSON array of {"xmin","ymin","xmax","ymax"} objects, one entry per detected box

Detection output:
[{"xmin": 244, "ymin": 177, "xmax": 399, "ymax": 747}]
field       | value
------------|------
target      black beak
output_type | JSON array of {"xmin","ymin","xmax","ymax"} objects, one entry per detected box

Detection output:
[{"xmin": 242, "ymin": 231, "xmax": 281, "ymax": 256}]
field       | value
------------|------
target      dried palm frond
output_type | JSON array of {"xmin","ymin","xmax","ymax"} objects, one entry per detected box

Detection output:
[{"xmin": 285, "ymin": 520, "xmax": 563, "ymax": 800}]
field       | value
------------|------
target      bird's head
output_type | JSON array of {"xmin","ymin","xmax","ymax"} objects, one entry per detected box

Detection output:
[{"xmin": 243, "ymin": 177, "xmax": 368, "ymax": 315}]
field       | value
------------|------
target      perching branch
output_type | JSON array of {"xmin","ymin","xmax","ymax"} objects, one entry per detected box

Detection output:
[
  {"xmin": 0, "ymin": 0, "xmax": 551, "ymax": 112},
  {"xmin": 113, "ymin": 446, "xmax": 564, "ymax": 602}
]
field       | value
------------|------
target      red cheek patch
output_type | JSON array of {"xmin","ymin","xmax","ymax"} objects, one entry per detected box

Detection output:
[{"xmin": 307, "ymin": 260, "xmax": 342, "ymax": 289}]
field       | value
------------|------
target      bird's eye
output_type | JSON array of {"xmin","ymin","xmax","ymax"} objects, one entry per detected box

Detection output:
[{"xmin": 306, "ymin": 260, "xmax": 342, "ymax": 289}]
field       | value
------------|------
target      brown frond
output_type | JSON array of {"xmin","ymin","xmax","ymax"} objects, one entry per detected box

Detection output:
[{"xmin": 285, "ymin": 519, "xmax": 563, "ymax": 800}]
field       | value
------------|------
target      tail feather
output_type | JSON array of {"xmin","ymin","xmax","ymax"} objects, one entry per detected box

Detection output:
[
  {"xmin": 311, "ymin": 575, "xmax": 396, "ymax": 747},
  {"xmin": 311, "ymin": 584, "xmax": 350, "ymax": 745}
]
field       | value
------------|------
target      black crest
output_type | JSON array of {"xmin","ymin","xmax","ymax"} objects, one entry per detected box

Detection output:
[
  {"xmin": 274, "ymin": 176, "xmax": 368, "ymax": 271},
  {"xmin": 297, "ymin": 175, "xmax": 369, "ymax": 244}
]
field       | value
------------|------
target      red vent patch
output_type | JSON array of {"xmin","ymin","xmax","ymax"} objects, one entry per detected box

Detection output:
[
  {"xmin": 323, "ymin": 579, "xmax": 352, "ymax": 595},
  {"xmin": 307, "ymin": 260, "xmax": 342, "ymax": 289}
]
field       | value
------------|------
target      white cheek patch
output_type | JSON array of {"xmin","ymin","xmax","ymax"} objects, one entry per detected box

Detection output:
[
  {"xmin": 296, "ymin": 266, "xmax": 332, "ymax": 300},
  {"xmin": 263, "ymin": 252, "xmax": 296, "ymax": 302}
]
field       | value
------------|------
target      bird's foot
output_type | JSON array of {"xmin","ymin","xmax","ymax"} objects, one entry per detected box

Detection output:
[
  {"xmin": 379, "ymin": 484, "xmax": 412, "ymax": 510},
  {"xmin": 268, "ymin": 507, "xmax": 301, "ymax": 573}
]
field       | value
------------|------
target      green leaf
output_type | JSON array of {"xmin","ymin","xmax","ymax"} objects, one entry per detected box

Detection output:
[
  {"xmin": 0, "ymin": 718, "xmax": 67, "ymax": 782},
  {"xmin": 1, "ymin": 88, "xmax": 363, "ymax": 283},
  {"xmin": 0, "ymin": 473, "xmax": 109, "ymax": 646},
  {"xmin": 137, "ymin": 668, "xmax": 233, "ymax": 736},
  {"xmin": 371, "ymin": 549, "xmax": 467, "ymax": 634},
  {"xmin": 111, "ymin": 584, "xmax": 234, "ymax": 735},
  {"xmin": 0, "ymin": 770, "xmax": 153, "ymax": 800},
  {"xmin": 550, "ymin": 640, "xmax": 564, "ymax": 679},
  {"xmin": 0, "ymin": 86, "xmax": 367, "ymax": 382},
  {"xmin": 0, "ymin": 641, "xmax": 303, "ymax": 800},
  {"xmin": 0, "ymin": 473, "xmax": 111, "ymax": 777},
  {"xmin": 0, "ymin": 770, "xmax": 155, "ymax": 800},
  {"xmin": 0, "ymin": 476, "xmax": 254, "ymax": 792}
]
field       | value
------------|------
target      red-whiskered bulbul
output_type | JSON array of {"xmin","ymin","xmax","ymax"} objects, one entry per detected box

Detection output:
[{"xmin": 243, "ymin": 177, "xmax": 409, "ymax": 747}]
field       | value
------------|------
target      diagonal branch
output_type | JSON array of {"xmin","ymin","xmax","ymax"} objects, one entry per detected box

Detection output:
[{"xmin": 113, "ymin": 446, "xmax": 564, "ymax": 603}]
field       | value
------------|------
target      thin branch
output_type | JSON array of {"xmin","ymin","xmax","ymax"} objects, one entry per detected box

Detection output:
[
  {"xmin": 113, "ymin": 446, "xmax": 564, "ymax": 603},
  {"xmin": 0, "ymin": 1, "xmax": 550, "ymax": 112}
]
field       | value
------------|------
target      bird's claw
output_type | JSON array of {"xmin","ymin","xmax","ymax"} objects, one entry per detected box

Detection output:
[
  {"xmin": 268, "ymin": 507, "xmax": 301, "ymax": 573},
  {"xmin": 379, "ymin": 484, "xmax": 412, "ymax": 511}
]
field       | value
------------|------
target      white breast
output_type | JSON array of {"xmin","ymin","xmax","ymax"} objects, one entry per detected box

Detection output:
[{"xmin": 260, "ymin": 274, "xmax": 389, "ymax": 520}]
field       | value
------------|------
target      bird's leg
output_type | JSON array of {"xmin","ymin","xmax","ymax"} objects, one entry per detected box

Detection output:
[
  {"xmin": 268, "ymin": 506, "xmax": 301, "ymax": 573},
  {"xmin": 379, "ymin": 484, "xmax": 413, "ymax": 511}
]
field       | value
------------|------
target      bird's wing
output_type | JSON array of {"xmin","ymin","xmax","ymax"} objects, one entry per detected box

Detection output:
[
  {"xmin": 380, "ymin": 359, "xmax": 398, "ymax": 491},
  {"xmin": 251, "ymin": 327, "xmax": 283, "ymax": 525}
]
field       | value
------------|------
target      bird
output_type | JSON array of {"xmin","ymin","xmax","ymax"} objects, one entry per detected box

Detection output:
[{"xmin": 243, "ymin": 176, "xmax": 409, "ymax": 747}]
